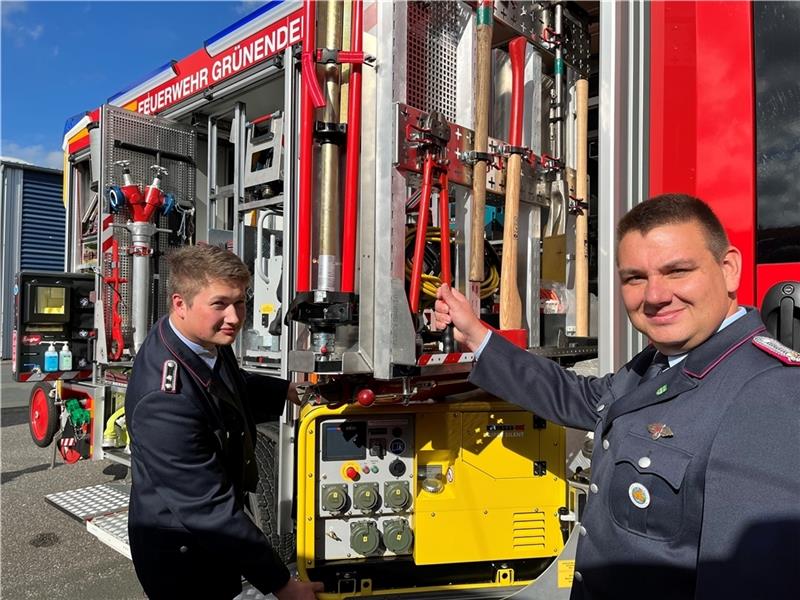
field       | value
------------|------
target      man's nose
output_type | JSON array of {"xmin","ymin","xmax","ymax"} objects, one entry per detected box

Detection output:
[
  {"xmin": 223, "ymin": 304, "xmax": 241, "ymax": 323},
  {"xmin": 644, "ymin": 276, "xmax": 671, "ymax": 305}
]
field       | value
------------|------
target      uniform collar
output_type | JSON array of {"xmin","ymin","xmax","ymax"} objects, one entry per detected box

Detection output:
[
  {"xmin": 156, "ymin": 316, "xmax": 214, "ymax": 387},
  {"xmin": 680, "ymin": 307, "xmax": 765, "ymax": 379},
  {"xmin": 167, "ymin": 317, "xmax": 217, "ymax": 369}
]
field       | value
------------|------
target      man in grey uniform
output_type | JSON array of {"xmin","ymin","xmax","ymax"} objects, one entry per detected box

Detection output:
[{"xmin": 434, "ymin": 194, "xmax": 799, "ymax": 599}]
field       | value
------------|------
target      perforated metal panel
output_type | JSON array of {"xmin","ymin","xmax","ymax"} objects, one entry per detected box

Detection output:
[
  {"xmin": 406, "ymin": 1, "xmax": 470, "ymax": 121},
  {"xmin": 100, "ymin": 105, "xmax": 196, "ymax": 347}
]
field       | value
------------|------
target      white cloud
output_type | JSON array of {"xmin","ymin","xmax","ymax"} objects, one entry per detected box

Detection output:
[
  {"xmin": 1, "ymin": 1, "xmax": 27, "ymax": 26},
  {"xmin": 0, "ymin": 141, "xmax": 63, "ymax": 170},
  {"xmin": 1, "ymin": 1, "xmax": 45, "ymax": 46}
]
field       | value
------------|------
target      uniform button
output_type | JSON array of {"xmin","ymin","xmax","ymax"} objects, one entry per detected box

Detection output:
[
  {"xmin": 638, "ymin": 456, "xmax": 651, "ymax": 469},
  {"xmin": 590, "ymin": 483, "xmax": 598, "ymax": 494},
  {"xmin": 241, "ymin": 431, "xmax": 245, "ymax": 437},
  {"xmin": 579, "ymin": 526, "xmax": 587, "ymax": 537},
  {"xmin": 602, "ymin": 439, "xmax": 609, "ymax": 450},
  {"xmin": 179, "ymin": 545, "xmax": 188, "ymax": 553},
  {"xmin": 574, "ymin": 571, "xmax": 583, "ymax": 582},
  {"xmin": 596, "ymin": 403, "xmax": 606, "ymax": 411}
]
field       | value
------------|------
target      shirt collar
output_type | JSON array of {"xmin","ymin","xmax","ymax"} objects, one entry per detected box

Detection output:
[{"xmin": 168, "ymin": 317, "xmax": 217, "ymax": 368}]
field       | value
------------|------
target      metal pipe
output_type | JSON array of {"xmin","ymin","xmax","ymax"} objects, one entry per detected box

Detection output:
[
  {"xmin": 297, "ymin": 0, "xmax": 317, "ymax": 292},
  {"xmin": 340, "ymin": 0, "xmax": 363, "ymax": 294},
  {"xmin": 316, "ymin": 0, "xmax": 344, "ymax": 292},
  {"xmin": 553, "ymin": 2, "xmax": 564, "ymax": 161},
  {"xmin": 129, "ymin": 221, "xmax": 157, "ymax": 353}
]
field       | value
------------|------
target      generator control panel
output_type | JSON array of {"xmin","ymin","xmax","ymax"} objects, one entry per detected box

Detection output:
[{"xmin": 316, "ymin": 416, "xmax": 415, "ymax": 560}]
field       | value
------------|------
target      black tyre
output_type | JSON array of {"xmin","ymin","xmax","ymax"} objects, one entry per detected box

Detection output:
[
  {"xmin": 251, "ymin": 423, "xmax": 296, "ymax": 564},
  {"xmin": 29, "ymin": 383, "xmax": 59, "ymax": 447}
]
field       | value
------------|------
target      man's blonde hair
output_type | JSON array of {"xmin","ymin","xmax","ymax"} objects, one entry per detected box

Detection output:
[{"xmin": 167, "ymin": 244, "xmax": 251, "ymax": 306}]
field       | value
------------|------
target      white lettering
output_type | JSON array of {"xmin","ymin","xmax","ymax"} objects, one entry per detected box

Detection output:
[{"xmin": 289, "ymin": 16, "xmax": 302, "ymax": 44}]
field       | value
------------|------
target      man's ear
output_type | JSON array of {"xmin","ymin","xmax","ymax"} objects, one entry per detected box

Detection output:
[
  {"xmin": 721, "ymin": 246, "xmax": 742, "ymax": 295},
  {"xmin": 172, "ymin": 293, "xmax": 188, "ymax": 319}
]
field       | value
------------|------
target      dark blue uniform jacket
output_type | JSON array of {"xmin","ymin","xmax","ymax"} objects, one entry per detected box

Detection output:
[
  {"xmin": 472, "ymin": 309, "xmax": 800, "ymax": 600},
  {"xmin": 125, "ymin": 316, "xmax": 291, "ymax": 599}
]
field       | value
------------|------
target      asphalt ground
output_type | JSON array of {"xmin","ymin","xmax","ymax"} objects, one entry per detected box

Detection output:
[{"xmin": 0, "ymin": 361, "xmax": 145, "ymax": 600}]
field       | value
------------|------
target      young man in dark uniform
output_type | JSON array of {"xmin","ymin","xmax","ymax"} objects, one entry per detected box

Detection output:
[
  {"xmin": 126, "ymin": 244, "xmax": 323, "ymax": 600},
  {"xmin": 434, "ymin": 194, "xmax": 799, "ymax": 599}
]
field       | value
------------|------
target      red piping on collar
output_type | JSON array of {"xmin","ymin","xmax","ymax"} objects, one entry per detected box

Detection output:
[
  {"xmin": 683, "ymin": 325, "xmax": 766, "ymax": 379},
  {"xmin": 158, "ymin": 319, "xmax": 212, "ymax": 387}
]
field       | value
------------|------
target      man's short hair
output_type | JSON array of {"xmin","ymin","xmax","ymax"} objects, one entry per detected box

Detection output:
[
  {"xmin": 616, "ymin": 193, "xmax": 730, "ymax": 260},
  {"xmin": 167, "ymin": 244, "xmax": 251, "ymax": 306}
]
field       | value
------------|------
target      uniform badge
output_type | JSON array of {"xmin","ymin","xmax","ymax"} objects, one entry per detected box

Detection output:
[
  {"xmin": 161, "ymin": 359, "xmax": 179, "ymax": 393},
  {"xmin": 628, "ymin": 482, "xmax": 651, "ymax": 509},
  {"xmin": 752, "ymin": 336, "xmax": 800, "ymax": 365},
  {"xmin": 647, "ymin": 423, "xmax": 673, "ymax": 439}
]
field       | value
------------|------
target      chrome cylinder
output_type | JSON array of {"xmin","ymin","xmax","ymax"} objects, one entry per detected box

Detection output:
[
  {"xmin": 128, "ymin": 221, "xmax": 157, "ymax": 354},
  {"xmin": 316, "ymin": 0, "xmax": 344, "ymax": 291}
]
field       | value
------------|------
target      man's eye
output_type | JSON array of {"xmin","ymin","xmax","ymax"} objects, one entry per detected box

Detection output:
[{"xmin": 623, "ymin": 275, "xmax": 645, "ymax": 284}]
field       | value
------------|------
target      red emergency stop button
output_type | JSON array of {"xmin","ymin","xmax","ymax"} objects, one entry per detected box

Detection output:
[
  {"xmin": 345, "ymin": 466, "xmax": 360, "ymax": 481},
  {"xmin": 356, "ymin": 388, "xmax": 376, "ymax": 407}
]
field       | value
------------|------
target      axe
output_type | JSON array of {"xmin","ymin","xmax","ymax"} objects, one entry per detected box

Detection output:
[
  {"xmin": 469, "ymin": 0, "xmax": 494, "ymax": 290},
  {"xmin": 499, "ymin": 37, "xmax": 527, "ymax": 333}
]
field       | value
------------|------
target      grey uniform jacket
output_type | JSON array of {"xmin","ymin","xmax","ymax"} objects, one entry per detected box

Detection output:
[
  {"xmin": 126, "ymin": 316, "xmax": 291, "ymax": 599},
  {"xmin": 471, "ymin": 309, "xmax": 800, "ymax": 600}
]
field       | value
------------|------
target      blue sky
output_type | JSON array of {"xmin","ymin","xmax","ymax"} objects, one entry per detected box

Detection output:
[{"xmin": 1, "ymin": 0, "xmax": 263, "ymax": 168}]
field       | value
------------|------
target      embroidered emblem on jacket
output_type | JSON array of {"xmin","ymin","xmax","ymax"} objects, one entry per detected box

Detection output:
[{"xmin": 752, "ymin": 336, "xmax": 800, "ymax": 365}]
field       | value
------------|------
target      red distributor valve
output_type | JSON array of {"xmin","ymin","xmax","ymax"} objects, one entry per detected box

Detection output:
[{"xmin": 140, "ymin": 165, "xmax": 169, "ymax": 223}]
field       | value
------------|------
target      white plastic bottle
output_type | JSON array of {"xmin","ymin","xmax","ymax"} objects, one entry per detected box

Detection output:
[
  {"xmin": 44, "ymin": 344, "xmax": 59, "ymax": 372},
  {"xmin": 59, "ymin": 342, "xmax": 73, "ymax": 371}
]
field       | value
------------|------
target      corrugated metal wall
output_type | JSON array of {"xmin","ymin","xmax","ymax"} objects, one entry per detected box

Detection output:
[
  {"xmin": 0, "ymin": 162, "xmax": 65, "ymax": 358},
  {"xmin": 20, "ymin": 169, "xmax": 66, "ymax": 269}
]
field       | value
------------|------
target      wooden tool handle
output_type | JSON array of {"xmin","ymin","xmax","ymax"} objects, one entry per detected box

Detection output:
[
  {"xmin": 469, "ymin": 6, "xmax": 494, "ymax": 283},
  {"xmin": 500, "ymin": 153, "xmax": 523, "ymax": 330},
  {"xmin": 575, "ymin": 78, "xmax": 589, "ymax": 337}
]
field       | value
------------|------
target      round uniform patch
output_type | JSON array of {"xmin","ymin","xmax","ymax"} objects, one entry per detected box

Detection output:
[{"xmin": 628, "ymin": 482, "xmax": 651, "ymax": 509}]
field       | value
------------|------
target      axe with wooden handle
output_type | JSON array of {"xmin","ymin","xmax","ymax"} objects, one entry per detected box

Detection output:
[
  {"xmin": 499, "ymin": 37, "xmax": 527, "ymax": 333},
  {"xmin": 469, "ymin": 0, "xmax": 494, "ymax": 288}
]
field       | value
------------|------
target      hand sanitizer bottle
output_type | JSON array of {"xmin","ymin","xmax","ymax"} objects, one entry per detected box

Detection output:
[
  {"xmin": 44, "ymin": 344, "xmax": 59, "ymax": 372},
  {"xmin": 59, "ymin": 343, "xmax": 73, "ymax": 371}
]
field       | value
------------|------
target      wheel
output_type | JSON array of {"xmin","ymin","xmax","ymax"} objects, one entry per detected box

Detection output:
[
  {"xmin": 250, "ymin": 423, "xmax": 296, "ymax": 564},
  {"xmin": 29, "ymin": 383, "xmax": 59, "ymax": 447}
]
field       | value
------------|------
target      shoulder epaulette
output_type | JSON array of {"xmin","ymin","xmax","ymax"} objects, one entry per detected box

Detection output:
[
  {"xmin": 161, "ymin": 359, "xmax": 180, "ymax": 392},
  {"xmin": 752, "ymin": 335, "xmax": 800, "ymax": 366}
]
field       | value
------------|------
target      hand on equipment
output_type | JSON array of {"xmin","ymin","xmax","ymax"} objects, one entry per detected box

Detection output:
[
  {"xmin": 287, "ymin": 382, "xmax": 302, "ymax": 407},
  {"xmin": 274, "ymin": 576, "xmax": 324, "ymax": 599},
  {"xmin": 434, "ymin": 284, "xmax": 490, "ymax": 352}
]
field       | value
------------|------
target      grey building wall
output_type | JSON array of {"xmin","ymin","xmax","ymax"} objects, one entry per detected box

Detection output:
[{"xmin": 0, "ymin": 160, "xmax": 65, "ymax": 358}]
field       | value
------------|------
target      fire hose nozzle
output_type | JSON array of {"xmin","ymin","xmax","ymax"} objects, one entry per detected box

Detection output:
[{"xmin": 149, "ymin": 165, "xmax": 168, "ymax": 180}]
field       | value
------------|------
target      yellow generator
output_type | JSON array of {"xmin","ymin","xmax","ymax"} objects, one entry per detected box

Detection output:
[{"xmin": 294, "ymin": 399, "xmax": 568, "ymax": 596}]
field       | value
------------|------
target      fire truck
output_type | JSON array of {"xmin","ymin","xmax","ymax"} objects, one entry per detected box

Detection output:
[{"xmin": 11, "ymin": 1, "xmax": 799, "ymax": 598}]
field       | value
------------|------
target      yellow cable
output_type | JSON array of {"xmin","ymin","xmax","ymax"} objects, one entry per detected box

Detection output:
[{"xmin": 405, "ymin": 227, "xmax": 499, "ymax": 301}]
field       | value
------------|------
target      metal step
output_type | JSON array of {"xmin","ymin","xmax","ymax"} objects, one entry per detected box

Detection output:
[
  {"xmin": 45, "ymin": 482, "xmax": 130, "ymax": 521},
  {"xmin": 45, "ymin": 483, "xmax": 273, "ymax": 599}
]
